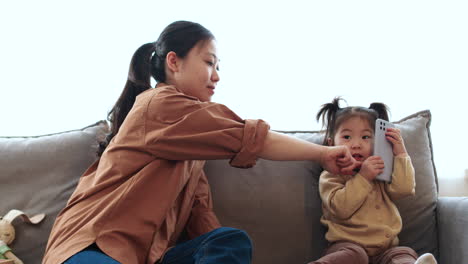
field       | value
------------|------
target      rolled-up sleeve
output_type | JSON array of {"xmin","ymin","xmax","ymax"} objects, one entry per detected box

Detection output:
[
  {"xmin": 143, "ymin": 92, "xmax": 270, "ymax": 168},
  {"xmin": 229, "ymin": 119, "xmax": 270, "ymax": 168}
]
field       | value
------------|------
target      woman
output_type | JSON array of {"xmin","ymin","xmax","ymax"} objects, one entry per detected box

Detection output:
[{"xmin": 43, "ymin": 21, "xmax": 357, "ymax": 264}]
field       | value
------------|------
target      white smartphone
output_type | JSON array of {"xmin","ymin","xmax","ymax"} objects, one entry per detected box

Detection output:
[{"xmin": 373, "ymin": 119, "xmax": 395, "ymax": 182}]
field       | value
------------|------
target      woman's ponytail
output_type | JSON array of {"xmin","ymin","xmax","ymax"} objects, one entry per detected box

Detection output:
[
  {"xmin": 98, "ymin": 43, "xmax": 156, "ymax": 156},
  {"xmin": 369, "ymin": 102, "xmax": 390, "ymax": 121}
]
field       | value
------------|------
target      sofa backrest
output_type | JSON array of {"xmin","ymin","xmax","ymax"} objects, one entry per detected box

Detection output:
[
  {"xmin": 206, "ymin": 131, "xmax": 327, "ymax": 263},
  {"xmin": 205, "ymin": 110, "xmax": 439, "ymax": 264},
  {"xmin": 0, "ymin": 121, "xmax": 108, "ymax": 264},
  {"xmin": 0, "ymin": 110, "xmax": 437, "ymax": 264}
]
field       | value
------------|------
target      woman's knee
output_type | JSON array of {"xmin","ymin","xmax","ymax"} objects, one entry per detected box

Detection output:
[
  {"xmin": 213, "ymin": 227, "xmax": 251, "ymax": 243},
  {"xmin": 208, "ymin": 227, "xmax": 252, "ymax": 250},
  {"xmin": 192, "ymin": 227, "xmax": 252, "ymax": 263}
]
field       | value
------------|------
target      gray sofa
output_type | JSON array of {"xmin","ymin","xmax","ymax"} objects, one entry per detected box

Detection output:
[{"xmin": 1, "ymin": 110, "xmax": 467, "ymax": 264}]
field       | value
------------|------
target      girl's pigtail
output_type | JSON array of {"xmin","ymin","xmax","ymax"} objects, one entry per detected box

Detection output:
[
  {"xmin": 369, "ymin": 103, "xmax": 390, "ymax": 121},
  {"xmin": 316, "ymin": 97, "xmax": 343, "ymax": 145},
  {"xmin": 98, "ymin": 42, "xmax": 156, "ymax": 156}
]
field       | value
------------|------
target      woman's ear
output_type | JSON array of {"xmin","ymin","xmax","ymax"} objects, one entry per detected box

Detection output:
[{"xmin": 165, "ymin": 51, "xmax": 179, "ymax": 73}]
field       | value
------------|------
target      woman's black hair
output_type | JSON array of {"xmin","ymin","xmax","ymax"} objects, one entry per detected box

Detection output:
[
  {"xmin": 316, "ymin": 97, "xmax": 390, "ymax": 145},
  {"xmin": 98, "ymin": 21, "xmax": 215, "ymax": 156}
]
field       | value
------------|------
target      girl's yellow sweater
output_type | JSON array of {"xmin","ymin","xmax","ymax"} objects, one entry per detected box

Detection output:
[{"xmin": 319, "ymin": 155, "xmax": 415, "ymax": 256}]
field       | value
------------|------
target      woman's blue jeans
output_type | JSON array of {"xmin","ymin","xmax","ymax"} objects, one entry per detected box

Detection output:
[{"xmin": 63, "ymin": 227, "xmax": 252, "ymax": 264}]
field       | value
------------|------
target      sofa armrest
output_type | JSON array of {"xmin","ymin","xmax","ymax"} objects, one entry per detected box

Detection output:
[{"xmin": 437, "ymin": 197, "xmax": 468, "ymax": 264}]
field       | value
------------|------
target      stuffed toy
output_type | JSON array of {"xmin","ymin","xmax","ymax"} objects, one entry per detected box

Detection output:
[{"xmin": 0, "ymin": 210, "xmax": 45, "ymax": 264}]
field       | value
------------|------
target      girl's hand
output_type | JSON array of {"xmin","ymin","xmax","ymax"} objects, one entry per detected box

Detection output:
[
  {"xmin": 385, "ymin": 128, "xmax": 407, "ymax": 156},
  {"xmin": 359, "ymin": 156, "xmax": 384, "ymax": 181},
  {"xmin": 321, "ymin": 146, "xmax": 361, "ymax": 175}
]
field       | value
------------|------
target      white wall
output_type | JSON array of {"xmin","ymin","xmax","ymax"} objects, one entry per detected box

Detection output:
[
  {"xmin": 1, "ymin": 1, "xmax": 467, "ymax": 180},
  {"xmin": 439, "ymin": 171, "xmax": 468, "ymax": 197}
]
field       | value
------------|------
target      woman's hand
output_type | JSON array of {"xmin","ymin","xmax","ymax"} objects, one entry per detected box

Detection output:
[
  {"xmin": 385, "ymin": 128, "xmax": 407, "ymax": 156},
  {"xmin": 320, "ymin": 146, "xmax": 361, "ymax": 175},
  {"xmin": 359, "ymin": 156, "xmax": 384, "ymax": 181}
]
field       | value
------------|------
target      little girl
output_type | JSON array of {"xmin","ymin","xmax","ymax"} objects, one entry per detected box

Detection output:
[{"xmin": 309, "ymin": 98, "xmax": 437, "ymax": 264}]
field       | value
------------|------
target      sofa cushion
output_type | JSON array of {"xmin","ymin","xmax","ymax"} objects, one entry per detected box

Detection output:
[
  {"xmin": 0, "ymin": 121, "xmax": 108, "ymax": 264},
  {"xmin": 205, "ymin": 132, "xmax": 326, "ymax": 264},
  {"xmin": 204, "ymin": 110, "xmax": 438, "ymax": 264},
  {"xmin": 393, "ymin": 110, "xmax": 438, "ymax": 257}
]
